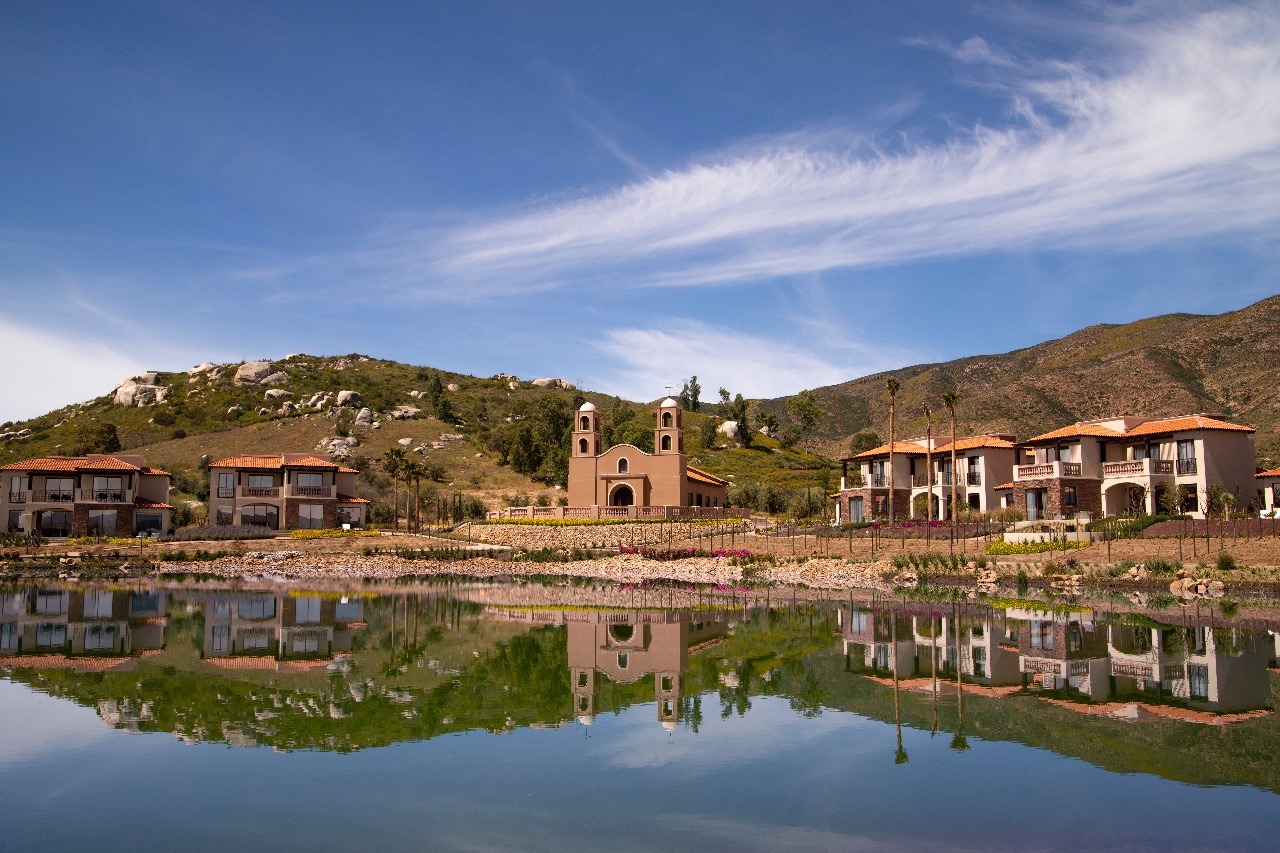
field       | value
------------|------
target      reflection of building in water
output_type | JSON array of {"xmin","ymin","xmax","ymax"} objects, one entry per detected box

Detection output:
[
  {"xmin": 1010, "ymin": 608, "xmax": 1112, "ymax": 699},
  {"xmin": 839, "ymin": 605, "xmax": 1021, "ymax": 686},
  {"xmin": 189, "ymin": 592, "xmax": 364, "ymax": 666},
  {"xmin": 567, "ymin": 610, "xmax": 728, "ymax": 729},
  {"xmin": 1107, "ymin": 623, "xmax": 1272, "ymax": 713},
  {"xmin": 0, "ymin": 587, "xmax": 167, "ymax": 664}
]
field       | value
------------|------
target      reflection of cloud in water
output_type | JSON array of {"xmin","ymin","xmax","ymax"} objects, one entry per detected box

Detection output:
[
  {"xmin": 654, "ymin": 814, "xmax": 976, "ymax": 853},
  {"xmin": 595, "ymin": 695, "xmax": 876, "ymax": 771},
  {"xmin": 0, "ymin": 682, "xmax": 115, "ymax": 767}
]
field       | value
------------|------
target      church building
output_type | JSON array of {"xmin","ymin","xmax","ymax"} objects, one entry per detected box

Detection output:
[{"xmin": 567, "ymin": 398, "xmax": 729, "ymax": 509}]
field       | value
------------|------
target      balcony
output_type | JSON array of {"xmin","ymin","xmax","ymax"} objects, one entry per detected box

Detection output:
[
  {"xmin": 238, "ymin": 486, "xmax": 281, "ymax": 499},
  {"xmin": 286, "ymin": 485, "xmax": 336, "ymax": 499},
  {"xmin": 6, "ymin": 492, "xmax": 25, "ymax": 504},
  {"xmin": 30, "ymin": 490, "xmax": 75, "ymax": 503},
  {"xmin": 77, "ymin": 489, "xmax": 133, "ymax": 503},
  {"xmin": 868, "ymin": 474, "xmax": 887, "ymax": 488},
  {"xmin": 216, "ymin": 487, "xmax": 235, "ymax": 499},
  {"xmin": 966, "ymin": 471, "xmax": 982, "ymax": 486},
  {"xmin": 1177, "ymin": 458, "xmax": 1198, "ymax": 475},
  {"xmin": 1015, "ymin": 461, "xmax": 1082, "ymax": 481},
  {"xmin": 911, "ymin": 473, "xmax": 955, "ymax": 488},
  {"xmin": 1102, "ymin": 459, "xmax": 1174, "ymax": 479}
]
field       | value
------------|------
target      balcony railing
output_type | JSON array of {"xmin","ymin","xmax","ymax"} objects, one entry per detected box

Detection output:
[
  {"xmin": 1102, "ymin": 459, "xmax": 1174, "ymax": 478},
  {"xmin": 868, "ymin": 475, "xmax": 886, "ymax": 488},
  {"xmin": 240, "ymin": 486, "xmax": 281, "ymax": 498},
  {"xmin": 77, "ymin": 489, "xmax": 131, "ymax": 503},
  {"xmin": 31, "ymin": 490, "xmax": 75, "ymax": 503},
  {"xmin": 6, "ymin": 492, "xmax": 25, "ymax": 504},
  {"xmin": 966, "ymin": 471, "xmax": 982, "ymax": 486},
  {"xmin": 1015, "ymin": 461, "xmax": 1082, "ymax": 481},
  {"xmin": 286, "ymin": 485, "xmax": 336, "ymax": 499},
  {"xmin": 912, "ymin": 473, "xmax": 955, "ymax": 488},
  {"xmin": 217, "ymin": 487, "xmax": 235, "ymax": 499},
  {"xmin": 1176, "ymin": 458, "xmax": 1198, "ymax": 475}
]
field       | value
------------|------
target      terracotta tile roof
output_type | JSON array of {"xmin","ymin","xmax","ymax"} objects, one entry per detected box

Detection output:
[
  {"xmin": 1256, "ymin": 468, "xmax": 1280, "ymax": 479},
  {"xmin": 134, "ymin": 497, "xmax": 174, "ymax": 509},
  {"xmin": 141, "ymin": 466, "xmax": 172, "ymax": 477},
  {"xmin": 849, "ymin": 440, "xmax": 928, "ymax": 460},
  {"xmin": 993, "ymin": 482, "xmax": 1014, "ymax": 491},
  {"xmin": 202, "ymin": 656, "xmax": 280, "ymax": 670},
  {"xmin": 209, "ymin": 455, "xmax": 286, "ymax": 470},
  {"xmin": 686, "ymin": 465, "xmax": 729, "ymax": 486},
  {"xmin": 284, "ymin": 455, "xmax": 341, "ymax": 469},
  {"xmin": 336, "ymin": 494, "xmax": 370, "ymax": 504},
  {"xmin": 0, "ymin": 457, "xmax": 86, "ymax": 472},
  {"xmin": 0, "ymin": 654, "xmax": 134, "ymax": 671},
  {"xmin": 934, "ymin": 435, "xmax": 1016, "ymax": 453},
  {"xmin": 77, "ymin": 457, "xmax": 141, "ymax": 472},
  {"xmin": 1122, "ymin": 415, "xmax": 1254, "ymax": 437},
  {"xmin": 337, "ymin": 465, "xmax": 359, "ymax": 474},
  {"xmin": 1026, "ymin": 423, "xmax": 1124, "ymax": 443}
]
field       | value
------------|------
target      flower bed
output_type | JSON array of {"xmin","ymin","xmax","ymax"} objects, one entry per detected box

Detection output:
[
  {"xmin": 986, "ymin": 539, "xmax": 1088, "ymax": 555},
  {"xmin": 289, "ymin": 529, "xmax": 381, "ymax": 540}
]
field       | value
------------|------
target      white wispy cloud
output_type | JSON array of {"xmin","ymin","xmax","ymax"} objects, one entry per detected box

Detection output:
[
  {"xmin": 366, "ymin": 3, "xmax": 1280, "ymax": 297},
  {"xmin": 586, "ymin": 320, "xmax": 906, "ymax": 401}
]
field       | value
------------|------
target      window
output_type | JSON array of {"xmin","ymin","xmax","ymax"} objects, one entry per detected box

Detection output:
[
  {"xmin": 216, "ymin": 505, "xmax": 235, "ymax": 526},
  {"xmin": 8, "ymin": 475, "xmax": 28, "ymax": 501},
  {"xmin": 972, "ymin": 647, "xmax": 987, "ymax": 678},
  {"xmin": 617, "ymin": 458, "xmax": 629, "ymax": 474},
  {"xmin": 241, "ymin": 504, "xmax": 279, "ymax": 529},
  {"xmin": 211, "ymin": 626, "xmax": 230, "ymax": 654},
  {"xmin": 296, "ymin": 472, "xmax": 323, "ymax": 488},
  {"xmin": 295, "ymin": 596, "xmax": 322, "ymax": 624},
  {"xmin": 297, "ymin": 504, "xmax": 325, "ymax": 529},
  {"xmin": 130, "ymin": 592, "xmax": 160, "ymax": 616},
  {"xmin": 247, "ymin": 474, "xmax": 275, "ymax": 488},
  {"xmin": 1063, "ymin": 486, "xmax": 1077, "ymax": 508},
  {"xmin": 662, "ymin": 412, "xmax": 673, "ymax": 428},
  {"xmin": 334, "ymin": 599, "xmax": 361, "ymax": 622},
  {"xmin": 617, "ymin": 652, "xmax": 629, "ymax": 669},
  {"xmin": 661, "ymin": 435, "xmax": 672, "ymax": 451},
  {"xmin": 291, "ymin": 632, "xmax": 321, "ymax": 654},
  {"xmin": 1188, "ymin": 664, "xmax": 1209, "ymax": 699},
  {"xmin": 660, "ymin": 675, "xmax": 674, "ymax": 692},
  {"xmin": 580, "ymin": 416, "xmax": 590, "ymax": 431},
  {"xmin": 39, "ymin": 510, "xmax": 72, "ymax": 537},
  {"xmin": 873, "ymin": 644, "xmax": 890, "ymax": 670},
  {"xmin": 82, "ymin": 590, "xmax": 114, "ymax": 619},
  {"xmin": 1177, "ymin": 440, "xmax": 1197, "ymax": 475},
  {"xmin": 578, "ymin": 438, "xmax": 588, "ymax": 454},
  {"xmin": 36, "ymin": 623, "xmax": 66, "ymax": 648},
  {"xmin": 35, "ymin": 590, "xmax": 68, "ymax": 615},
  {"xmin": 1030, "ymin": 621, "xmax": 1054, "ymax": 650},
  {"xmin": 1068, "ymin": 624, "xmax": 1083, "ymax": 652},
  {"xmin": 43, "ymin": 477, "xmax": 74, "ymax": 501},
  {"xmin": 0, "ymin": 622, "xmax": 17, "ymax": 651},
  {"xmin": 967, "ymin": 493, "xmax": 980, "ymax": 510},
  {"xmin": 238, "ymin": 597, "xmax": 276, "ymax": 620},
  {"xmin": 1180, "ymin": 485, "xmax": 1198, "ymax": 514},
  {"xmin": 91, "ymin": 476, "xmax": 125, "ymax": 501},
  {"xmin": 849, "ymin": 610, "xmax": 870, "ymax": 634},
  {"xmin": 217, "ymin": 472, "xmax": 235, "ymax": 499},
  {"xmin": 135, "ymin": 513, "xmax": 162, "ymax": 534},
  {"xmin": 213, "ymin": 601, "xmax": 230, "ymax": 620},
  {"xmin": 83, "ymin": 625, "xmax": 117, "ymax": 651},
  {"xmin": 577, "ymin": 671, "xmax": 589, "ymax": 688},
  {"xmin": 87, "ymin": 509, "xmax": 118, "ymax": 535},
  {"xmin": 7, "ymin": 510, "xmax": 21, "ymax": 532}
]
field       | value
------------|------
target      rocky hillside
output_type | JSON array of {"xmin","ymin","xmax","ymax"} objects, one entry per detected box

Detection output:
[
  {"xmin": 762, "ymin": 294, "xmax": 1280, "ymax": 468},
  {"xmin": 0, "ymin": 354, "xmax": 833, "ymax": 513}
]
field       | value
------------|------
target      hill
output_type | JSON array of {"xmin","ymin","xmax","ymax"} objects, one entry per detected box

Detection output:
[
  {"xmin": 0, "ymin": 354, "xmax": 833, "ymax": 516},
  {"xmin": 760, "ymin": 294, "xmax": 1280, "ymax": 468}
]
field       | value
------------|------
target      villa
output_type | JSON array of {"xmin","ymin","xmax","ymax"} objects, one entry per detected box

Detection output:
[
  {"xmin": 207, "ymin": 454, "xmax": 369, "ymax": 530},
  {"xmin": 1257, "ymin": 468, "xmax": 1279, "ymax": 515},
  {"xmin": 1012, "ymin": 414, "xmax": 1256, "ymax": 520},
  {"xmin": 0, "ymin": 454, "xmax": 173, "ymax": 539}
]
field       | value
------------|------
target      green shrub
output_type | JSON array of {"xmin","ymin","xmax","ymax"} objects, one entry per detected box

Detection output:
[
  {"xmin": 1216, "ymin": 553, "xmax": 1238, "ymax": 572},
  {"xmin": 986, "ymin": 540, "xmax": 1088, "ymax": 555}
]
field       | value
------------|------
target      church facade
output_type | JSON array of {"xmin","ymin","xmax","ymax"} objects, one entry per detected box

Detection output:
[{"xmin": 567, "ymin": 398, "xmax": 729, "ymax": 509}]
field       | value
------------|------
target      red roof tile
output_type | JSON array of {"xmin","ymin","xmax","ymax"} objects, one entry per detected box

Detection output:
[
  {"xmin": 1026, "ymin": 423, "xmax": 1125, "ymax": 443},
  {"xmin": 208, "ymin": 455, "xmax": 285, "ymax": 470},
  {"xmin": 934, "ymin": 435, "xmax": 1016, "ymax": 453},
  {"xmin": 1122, "ymin": 415, "xmax": 1254, "ymax": 437},
  {"xmin": 284, "ymin": 455, "xmax": 341, "ymax": 469},
  {"xmin": 686, "ymin": 465, "xmax": 729, "ymax": 486},
  {"xmin": 78, "ymin": 457, "xmax": 141, "ymax": 472},
  {"xmin": 1256, "ymin": 468, "xmax": 1280, "ymax": 479},
  {"xmin": 134, "ymin": 497, "xmax": 174, "ymax": 509},
  {"xmin": 0, "ymin": 457, "xmax": 86, "ymax": 472},
  {"xmin": 993, "ymin": 482, "xmax": 1014, "ymax": 491},
  {"xmin": 336, "ymin": 494, "xmax": 370, "ymax": 504},
  {"xmin": 850, "ymin": 440, "xmax": 928, "ymax": 460},
  {"xmin": 337, "ymin": 465, "xmax": 359, "ymax": 474},
  {"xmin": 141, "ymin": 466, "xmax": 172, "ymax": 477}
]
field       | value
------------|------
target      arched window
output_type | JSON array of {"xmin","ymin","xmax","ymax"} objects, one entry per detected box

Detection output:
[
  {"xmin": 580, "ymin": 415, "xmax": 590, "ymax": 431},
  {"xmin": 661, "ymin": 435, "xmax": 672, "ymax": 451},
  {"xmin": 617, "ymin": 457, "xmax": 629, "ymax": 474},
  {"xmin": 662, "ymin": 412, "xmax": 673, "ymax": 428},
  {"xmin": 578, "ymin": 437, "xmax": 588, "ymax": 454}
]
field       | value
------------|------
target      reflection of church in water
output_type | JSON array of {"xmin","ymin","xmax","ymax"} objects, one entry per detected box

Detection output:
[{"xmin": 568, "ymin": 611, "xmax": 728, "ymax": 729}]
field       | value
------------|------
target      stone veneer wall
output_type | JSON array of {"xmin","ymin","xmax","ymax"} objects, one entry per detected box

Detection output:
[
  {"xmin": 1013, "ymin": 478, "xmax": 1102, "ymax": 519},
  {"xmin": 835, "ymin": 488, "xmax": 912, "ymax": 522},
  {"xmin": 283, "ymin": 498, "xmax": 338, "ymax": 530},
  {"xmin": 72, "ymin": 504, "xmax": 136, "ymax": 536}
]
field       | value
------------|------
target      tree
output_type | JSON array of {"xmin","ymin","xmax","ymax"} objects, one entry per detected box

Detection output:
[
  {"xmin": 401, "ymin": 458, "xmax": 424, "ymax": 533},
  {"xmin": 724, "ymin": 393, "xmax": 752, "ymax": 448},
  {"xmin": 699, "ymin": 416, "xmax": 720, "ymax": 450},
  {"xmin": 886, "ymin": 379, "xmax": 900, "ymax": 523},
  {"xmin": 382, "ymin": 448, "xmax": 407, "ymax": 531},
  {"xmin": 941, "ymin": 391, "xmax": 960, "ymax": 524},
  {"xmin": 679, "ymin": 376, "xmax": 702, "ymax": 412},
  {"xmin": 923, "ymin": 404, "xmax": 935, "ymax": 523},
  {"xmin": 755, "ymin": 410, "xmax": 779, "ymax": 439},
  {"xmin": 848, "ymin": 430, "xmax": 880, "ymax": 458},
  {"xmin": 718, "ymin": 387, "xmax": 731, "ymax": 406},
  {"xmin": 75, "ymin": 422, "xmax": 121, "ymax": 455},
  {"xmin": 785, "ymin": 390, "xmax": 825, "ymax": 445}
]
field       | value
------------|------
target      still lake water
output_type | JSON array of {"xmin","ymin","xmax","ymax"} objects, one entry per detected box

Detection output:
[{"xmin": 2, "ymin": 582, "xmax": 1279, "ymax": 851}]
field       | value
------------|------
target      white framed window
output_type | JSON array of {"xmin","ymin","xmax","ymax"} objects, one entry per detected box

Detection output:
[
  {"xmin": 298, "ymin": 504, "xmax": 324, "ymax": 529},
  {"xmin": 83, "ymin": 625, "xmax": 117, "ymax": 651},
  {"xmin": 83, "ymin": 590, "xmax": 114, "ymax": 619},
  {"xmin": 295, "ymin": 596, "xmax": 321, "ymax": 624}
]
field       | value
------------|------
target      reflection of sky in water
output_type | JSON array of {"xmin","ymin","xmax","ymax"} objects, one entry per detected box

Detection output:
[{"xmin": 2, "ymin": 682, "xmax": 1278, "ymax": 852}]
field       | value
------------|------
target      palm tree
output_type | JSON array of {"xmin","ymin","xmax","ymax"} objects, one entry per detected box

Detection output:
[
  {"xmin": 401, "ymin": 458, "xmax": 423, "ymax": 533},
  {"xmin": 923, "ymin": 403, "xmax": 935, "ymax": 538},
  {"xmin": 382, "ymin": 448, "xmax": 407, "ymax": 532},
  {"xmin": 886, "ymin": 378, "xmax": 901, "ymax": 524},
  {"xmin": 942, "ymin": 391, "xmax": 960, "ymax": 527}
]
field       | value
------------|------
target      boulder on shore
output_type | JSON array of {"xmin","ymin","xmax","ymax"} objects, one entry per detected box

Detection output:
[{"xmin": 234, "ymin": 361, "xmax": 274, "ymax": 384}]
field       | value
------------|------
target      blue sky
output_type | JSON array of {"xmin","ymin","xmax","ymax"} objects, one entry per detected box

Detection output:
[{"xmin": 2, "ymin": 1, "xmax": 1278, "ymax": 422}]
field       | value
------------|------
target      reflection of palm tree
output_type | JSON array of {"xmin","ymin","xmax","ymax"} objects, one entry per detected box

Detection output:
[
  {"xmin": 892, "ymin": 607, "xmax": 907, "ymax": 764},
  {"xmin": 951, "ymin": 601, "xmax": 968, "ymax": 752},
  {"xmin": 930, "ymin": 605, "xmax": 938, "ymax": 737}
]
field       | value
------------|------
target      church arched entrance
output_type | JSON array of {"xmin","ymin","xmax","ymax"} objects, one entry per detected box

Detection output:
[{"xmin": 610, "ymin": 484, "xmax": 635, "ymax": 507}]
